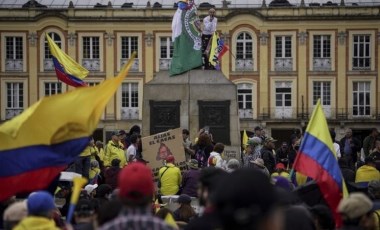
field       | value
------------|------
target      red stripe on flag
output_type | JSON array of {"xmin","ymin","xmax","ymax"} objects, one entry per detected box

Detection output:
[
  {"xmin": 0, "ymin": 166, "xmax": 65, "ymax": 201},
  {"xmin": 295, "ymin": 152, "xmax": 342, "ymax": 226}
]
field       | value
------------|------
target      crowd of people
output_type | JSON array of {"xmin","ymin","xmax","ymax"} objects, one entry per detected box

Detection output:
[{"xmin": 2, "ymin": 125, "xmax": 380, "ymax": 230}]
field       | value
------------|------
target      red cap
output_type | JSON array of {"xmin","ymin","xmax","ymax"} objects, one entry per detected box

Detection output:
[
  {"xmin": 118, "ymin": 163, "xmax": 154, "ymax": 200},
  {"xmin": 275, "ymin": 163, "xmax": 286, "ymax": 170},
  {"xmin": 166, "ymin": 155, "xmax": 175, "ymax": 163}
]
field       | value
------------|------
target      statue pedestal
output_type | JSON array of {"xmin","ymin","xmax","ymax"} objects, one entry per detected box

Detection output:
[{"xmin": 142, "ymin": 70, "xmax": 240, "ymax": 147}]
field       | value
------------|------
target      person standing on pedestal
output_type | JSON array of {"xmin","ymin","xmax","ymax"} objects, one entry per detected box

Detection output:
[{"xmin": 202, "ymin": 7, "xmax": 217, "ymax": 70}]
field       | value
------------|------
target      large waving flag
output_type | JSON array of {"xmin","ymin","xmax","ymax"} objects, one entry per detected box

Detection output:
[
  {"xmin": 293, "ymin": 100, "xmax": 346, "ymax": 227},
  {"xmin": 0, "ymin": 54, "xmax": 136, "ymax": 201},
  {"xmin": 46, "ymin": 33, "xmax": 89, "ymax": 87},
  {"xmin": 169, "ymin": 1, "xmax": 202, "ymax": 76},
  {"xmin": 208, "ymin": 32, "xmax": 229, "ymax": 70}
]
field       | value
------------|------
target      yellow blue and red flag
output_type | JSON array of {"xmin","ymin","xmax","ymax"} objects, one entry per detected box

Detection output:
[
  {"xmin": 46, "ymin": 33, "xmax": 89, "ymax": 87},
  {"xmin": 209, "ymin": 32, "xmax": 229, "ymax": 70},
  {"xmin": 293, "ymin": 100, "xmax": 345, "ymax": 226},
  {"xmin": 0, "ymin": 53, "xmax": 136, "ymax": 201}
]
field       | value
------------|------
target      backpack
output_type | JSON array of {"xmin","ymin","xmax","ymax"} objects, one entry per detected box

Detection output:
[{"xmin": 195, "ymin": 147, "xmax": 207, "ymax": 168}]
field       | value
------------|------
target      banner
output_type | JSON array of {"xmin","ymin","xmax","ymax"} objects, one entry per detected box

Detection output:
[
  {"xmin": 222, "ymin": 146, "xmax": 242, "ymax": 164},
  {"xmin": 142, "ymin": 128, "xmax": 186, "ymax": 179}
]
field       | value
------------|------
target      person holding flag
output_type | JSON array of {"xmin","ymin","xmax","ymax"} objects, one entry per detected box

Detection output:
[
  {"xmin": 170, "ymin": 0, "xmax": 203, "ymax": 76},
  {"xmin": 293, "ymin": 100, "xmax": 348, "ymax": 227},
  {"xmin": 202, "ymin": 7, "xmax": 217, "ymax": 69}
]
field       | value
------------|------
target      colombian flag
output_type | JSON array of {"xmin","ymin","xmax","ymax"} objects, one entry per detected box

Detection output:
[
  {"xmin": 0, "ymin": 54, "xmax": 136, "ymax": 201},
  {"xmin": 46, "ymin": 33, "xmax": 89, "ymax": 87},
  {"xmin": 293, "ymin": 100, "xmax": 346, "ymax": 226},
  {"xmin": 209, "ymin": 32, "xmax": 229, "ymax": 68}
]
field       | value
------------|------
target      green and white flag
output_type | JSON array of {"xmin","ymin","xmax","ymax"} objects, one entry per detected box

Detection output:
[{"xmin": 169, "ymin": 3, "xmax": 202, "ymax": 76}]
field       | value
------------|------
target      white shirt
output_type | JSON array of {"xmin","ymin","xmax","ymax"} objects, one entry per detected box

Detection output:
[
  {"xmin": 202, "ymin": 15, "xmax": 217, "ymax": 35},
  {"xmin": 126, "ymin": 144, "xmax": 137, "ymax": 162}
]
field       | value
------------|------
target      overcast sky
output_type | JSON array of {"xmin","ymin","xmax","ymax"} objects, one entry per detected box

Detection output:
[{"xmin": 0, "ymin": 0, "xmax": 377, "ymax": 8}]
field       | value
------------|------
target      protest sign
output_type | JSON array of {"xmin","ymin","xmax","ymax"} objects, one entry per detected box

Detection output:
[
  {"xmin": 142, "ymin": 128, "xmax": 186, "ymax": 180},
  {"xmin": 222, "ymin": 146, "xmax": 242, "ymax": 163}
]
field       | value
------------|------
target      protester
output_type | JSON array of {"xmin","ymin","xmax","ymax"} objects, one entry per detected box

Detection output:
[
  {"xmin": 355, "ymin": 156, "xmax": 380, "ymax": 185},
  {"xmin": 126, "ymin": 134, "xmax": 139, "ymax": 163},
  {"xmin": 118, "ymin": 130, "xmax": 128, "ymax": 150},
  {"xmin": 207, "ymin": 143, "xmax": 226, "ymax": 169},
  {"xmin": 181, "ymin": 159, "xmax": 201, "ymax": 198},
  {"xmin": 75, "ymin": 137, "xmax": 96, "ymax": 179},
  {"xmin": 95, "ymin": 140, "xmax": 105, "ymax": 165},
  {"xmin": 338, "ymin": 192, "xmax": 376, "ymax": 230},
  {"xmin": 185, "ymin": 167, "xmax": 227, "ymax": 230},
  {"xmin": 89, "ymin": 160, "xmax": 100, "ymax": 184},
  {"xmin": 250, "ymin": 158, "xmax": 270, "ymax": 177},
  {"xmin": 276, "ymin": 142, "xmax": 289, "ymax": 168},
  {"xmin": 125, "ymin": 125, "xmax": 141, "ymax": 148},
  {"xmin": 84, "ymin": 184, "xmax": 98, "ymax": 199},
  {"xmin": 271, "ymin": 163, "xmax": 290, "ymax": 179},
  {"xmin": 338, "ymin": 157, "xmax": 356, "ymax": 184},
  {"xmin": 284, "ymin": 205, "xmax": 316, "ymax": 230},
  {"xmin": 330, "ymin": 129, "xmax": 341, "ymax": 158},
  {"xmin": 182, "ymin": 129, "xmax": 193, "ymax": 161},
  {"xmin": 191, "ymin": 133, "xmax": 214, "ymax": 168},
  {"xmin": 105, "ymin": 131, "xmax": 126, "ymax": 168},
  {"xmin": 243, "ymin": 137, "xmax": 262, "ymax": 167},
  {"xmin": 340, "ymin": 128, "xmax": 361, "ymax": 167},
  {"xmin": 3, "ymin": 201, "xmax": 27, "ymax": 230},
  {"xmin": 159, "ymin": 155, "xmax": 182, "ymax": 196},
  {"xmin": 97, "ymin": 199, "xmax": 122, "ymax": 227},
  {"xmin": 363, "ymin": 128, "xmax": 379, "ymax": 157},
  {"xmin": 261, "ymin": 137, "xmax": 277, "ymax": 174},
  {"xmin": 73, "ymin": 199, "xmax": 95, "ymax": 230},
  {"xmin": 226, "ymin": 158, "xmax": 240, "ymax": 172},
  {"xmin": 173, "ymin": 194, "xmax": 196, "ymax": 223},
  {"xmin": 309, "ymin": 204, "xmax": 335, "ymax": 230},
  {"xmin": 201, "ymin": 7, "xmax": 217, "ymax": 69},
  {"xmin": 253, "ymin": 126, "xmax": 266, "ymax": 142},
  {"xmin": 99, "ymin": 163, "xmax": 174, "ymax": 230},
  {"xmin": 213, "ymin": 168, "xmax": 283, "ymax": 230},
  {"xmin": 104, "ymin": 159, "xmax": 121, "ymax": 190},
  {"xmin": 94, "ymin": 184, "xmax": 112, "ymax": 209},
  {"xmin": 288, "ymin": 138, "xmax": 300, "ymax": 168},
  {"xmin": 14, "ymin": 191, "xmax": 59, "ymax": 230}
]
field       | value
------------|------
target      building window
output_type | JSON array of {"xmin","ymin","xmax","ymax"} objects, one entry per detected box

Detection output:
[
  {"xmin": 121, "ymin": 36, "xmax": 139, "ymax": 71},
  {"xmin": 275, "ymin": 81, "xmax": 292, "ymax": 118},
  {"xmin": 313, "ymin": 81, "xmax": 332, "ymax": 117},
  {"xmin": 86, "ymin": 82, "xmax": 100, "ymax": 87},
  {"xmin": 121, "ymin": 82, "xmax": 139, "ymax": 119},
  {"xmin": 6, "ymin": 82, "xmax": 24, "ymax": 119},
  {"xmin": 274, "ymin": 36, "xmax": 292, "ymax": 71},
  {"xmin": 82, "ymin": 36, "xmax": 100, "ymax": 71},
  {"xmin": 353, "ymin": 82, "xmax": 370, "ymax": 116},
  {"xmin": 353, "ymin": 35, "xmax": 370, "ymax": 70},
  {"xmin": 159, "ymin": 37, "xmax": 173, "ymax": 70},
  {"xmin": 313, "ymin": 35, "xmax": 331, "ymax": 71},
  {"xmin": 235, "ymin": 32, "xmax": 253, "ymax": 71},
  {"xmin": 5, "ymin": 36, "xmax": 23, "ymax": 71},
  {"xmin": 44, "ymin": 82, "xmax": 62, "ymax": 96},
  {"xmin": 313, "ymin": 81, "xmax": 331, "ymax": 106},
  {"xmin": 44, "ymin": 32, "xmax": 61, "ymax": 71},
  {"xmin": 237, "ymin": 83, "xmax": 253, "ymax": 118}
]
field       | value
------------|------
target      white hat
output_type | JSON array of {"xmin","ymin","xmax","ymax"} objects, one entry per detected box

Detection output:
[{"xmin": 84, "ymin": 184, "xmax": 98, "ymax": 194}]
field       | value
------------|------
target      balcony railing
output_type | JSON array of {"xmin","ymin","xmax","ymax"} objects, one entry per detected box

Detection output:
[
  {"xmin": 159, "ymin": 58, "xmax": 171, "ymax": 70},
  {"xmin": 256, "ymin": 107, "xmax": 378, "ymax": 120},
  {"xmin": 121, "ymin": 58, "xmax": 139, "ymax": 72},
  {"xmin": 274, "ymin": 57, "xmax": 293, "ymax": 71},
  {"xmin": 82, "ymin": 58, "xmax": 100, "ymax": 71},
  {"xmin": 239, "ymin": 109, "xmax": 253, "ymax": 119},
  {"xmin": 313, "ymin": 57, "xmax": 331, "ymax": 71},
  {"xmin": 235, "ymin": 59, "xmax": 254, "ymax": 71},
  {"xmin": 5, "ymin": 59, "xmax": 23, "ymax": 71},
  {"xmin": 121, "ymin": 107, "xmax": 139, "ymax": 120},
  {"xmin": 44, "ymin": 58, "xmax": 55, "ymax": 71},
  {"xmin": 5, "ymin": 108, "xmax": 23, "ymax": 119}
]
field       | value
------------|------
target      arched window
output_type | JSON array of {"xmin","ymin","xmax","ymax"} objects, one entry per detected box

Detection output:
[
  {"xmin": 237, "ymin": 83, "xmax": 253, "ymax": 118},
  {"xmin": 44, "ymin": 32, "xmax": 61, "ymax": 71},
  {"xmin": 235, "ymin": 32, "xmax": 253, "ymax": 71}
]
